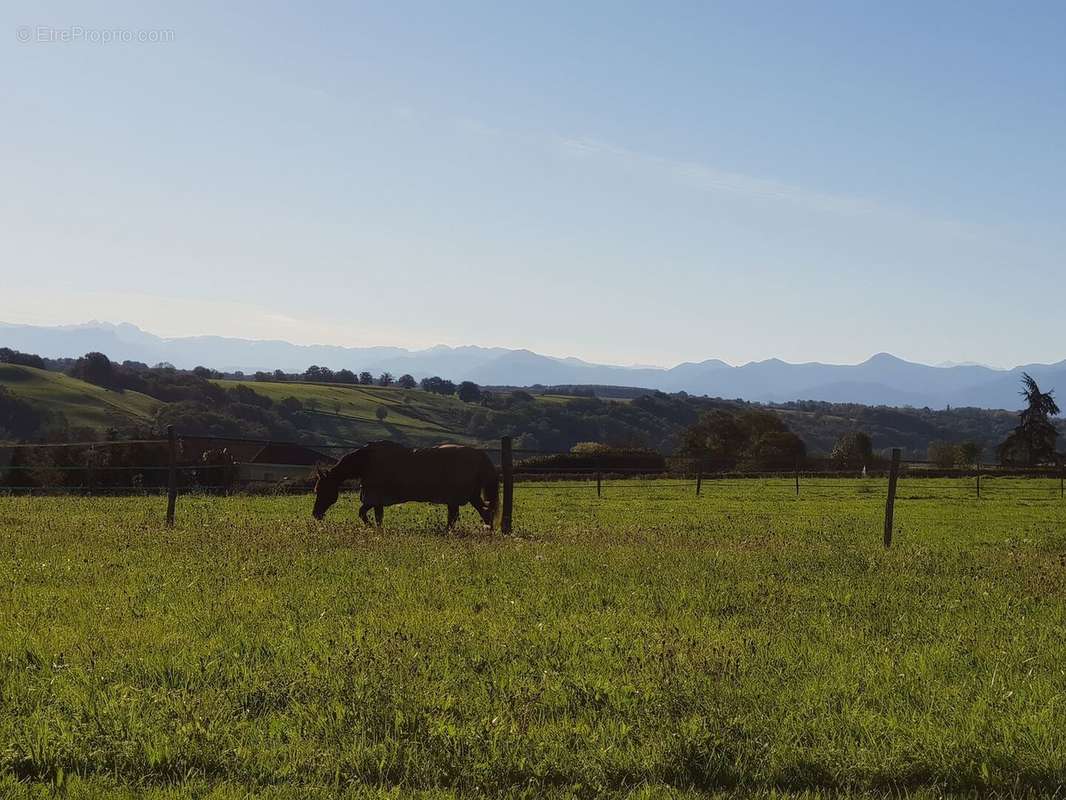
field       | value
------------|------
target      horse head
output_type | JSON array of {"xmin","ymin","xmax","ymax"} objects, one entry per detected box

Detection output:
[
  {"xmin": 312, "ymin": 464, "xmax": 340, "ymax": 520},
  {"xmin": 312, "ymin": 449, "xmax": 369, "ymax": 519}
]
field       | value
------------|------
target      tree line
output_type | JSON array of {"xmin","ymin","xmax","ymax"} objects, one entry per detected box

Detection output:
[{"xmin": 1, "ymin": 347, "xmax": 1061, "ymax": 467}]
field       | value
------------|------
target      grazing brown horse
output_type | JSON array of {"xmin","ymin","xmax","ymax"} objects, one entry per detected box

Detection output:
[{"xmin": 311, "ymin": 441, "xmax": 499, "ymax": 529}]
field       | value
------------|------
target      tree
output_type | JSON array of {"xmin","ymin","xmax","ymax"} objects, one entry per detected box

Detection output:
[
  {"xmin": 397, "ymin": 374, "xmax": 417, "ymax": 389},
  {"xmin": 375, "ymin": 405, "xmax": 388, "ymax": 422},
  {"xmin": 359, "ymin": 371, "xmax": 374, "ymax": 385},
  {"xmin": 0, "ymin": 347, "xmax": 46, "ymax": 369},
  {"xmin": 957, "ymin": 441, "xmax": 982, "ymax": 467},
  {"xmin": 227, "ymin": 384, "xmax": 273, "ymax": 409},
  {"xmin": 457, "ymin": 381, "xmax": 482, "ymax": 403},
  {"xmin": 927, "ymin": 440, "xmax": 958, "ymax": 469},
  {"xmin": 998, "ymin": 373, "xmax": 1060, "ymax": 465},
  {"xmin": 273, "ymin": 370, "xmax": 288, "ymax": 382},
  {"xmin": 73, "ymin": 352, "xmax": 116, "ymax": 388},
  {"xmin": 378, "ymin": 372, "xmax": 394, "ymax": 387},
  {"xmin": 747, "ymin": 430, "xmax": 806, "ymax": 470},
  {"xmin": 514, "ymin": 432, "xmax": 541, "ymax": 451},
  {"xmin": 831, "ymin": 431, "xmax": 874, "ymax": 470},
  {"xmin": 420, "ymin": 376, "xmax": 456, "ymax": 395},
  {"xmin": 678, "ymin": 408, "xmax": 804, "ymax": 470},
  {"xmin": 678, "ymin": 410, "xmax": 749, "ymax": 468},
  {"xmin": 334, "ymin": 369, "xmax": 356, "ymax": 384},
  {"xmin": 279, "ymin": 396, "xmax": 303, "ymax": 416},
  {"xmin": 0, "ymin": 386, "xmax": 50, "ymax": 439}
]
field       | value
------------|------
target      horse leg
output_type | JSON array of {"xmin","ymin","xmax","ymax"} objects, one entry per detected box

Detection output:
[
  {"xmin": 374, "ymin": 505, "xmax": 384, "ymax": 527},
  {"xmin": 446, "ymin": 503, "xmax": 460, "ymax": 529},
  {"xmin": 470, "ymin": 495, "xmax": 492, "ymax": 528},
  {"xmin": 359, "ymin": 502, "xmax": 373, "ymax": 526}
]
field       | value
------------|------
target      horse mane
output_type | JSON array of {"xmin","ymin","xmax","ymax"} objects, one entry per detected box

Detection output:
[{"xmin": 324, "ymin": 442, "xmax": 411, "ymax": 483}]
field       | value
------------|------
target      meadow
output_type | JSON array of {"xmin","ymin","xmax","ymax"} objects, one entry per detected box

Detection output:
[
  {"xmin": 2, "ymin": 479, "xmax": 1065, "ymax": 798},
  {"xmin": 0, "ymin": 365, "xmax": 159, "ymax": 432},
  {"xmin": 213, "ymin": 379, "xmax": 480, "ymax": 446}
]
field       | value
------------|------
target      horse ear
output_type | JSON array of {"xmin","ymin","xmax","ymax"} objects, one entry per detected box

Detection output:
[{"xmin": 315, "ymin": 466, "xmax": 326, "ymax": 480}]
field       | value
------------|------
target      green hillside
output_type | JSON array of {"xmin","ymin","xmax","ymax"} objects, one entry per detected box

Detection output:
[
  {"xmin": 0, "ymin": 364, "xmax": 160, "ymax": 432},
  {"xmin": 214, "ymin": 379, "xmax": 480, "ymax": 445},
  {"xmin": 1, "ymin": 362, "xmax": 1053, "ymax": 461}
]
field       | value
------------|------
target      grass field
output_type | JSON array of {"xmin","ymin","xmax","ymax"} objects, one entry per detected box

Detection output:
[
  {"xmin": 0, "ymin": 365, "xmax": 160, "ymax": 431},
  {"xmin": 2, "ymin": 480, "xmax": 1066, "ymax": 798},
  {"xmin": 214, "ymin": 379, "xmax": 478, "ymax": 446}
]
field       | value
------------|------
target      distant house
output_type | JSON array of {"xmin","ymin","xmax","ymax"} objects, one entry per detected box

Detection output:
[{"xmin": 238, "ymin": 442, "xmax": 335, "ymax": 487}]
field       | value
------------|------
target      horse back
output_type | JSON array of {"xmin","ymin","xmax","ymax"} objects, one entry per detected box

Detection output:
[{"xmin": 361, "ymin": 443, "xmax": 493, "ymax": 505}]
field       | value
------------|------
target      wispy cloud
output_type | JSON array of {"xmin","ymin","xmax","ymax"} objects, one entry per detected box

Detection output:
[
  {"xmin": 395, "ymin": 107, "xmax": 881, "ymax": 218},
  {"xmin": 393, "ymin": 105, "xmax": 1056, "ymax": 254},
  {"xmin": 554, "ymin": 135, "xmax": 882, "ymax": 218},
  {"xmin": 548, "ymin": 133, "xmax": 1031, "ymax": 250}
]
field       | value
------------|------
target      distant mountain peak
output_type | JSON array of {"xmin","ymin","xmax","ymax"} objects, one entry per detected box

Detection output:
[
  {"xmin": 1, "ymin": 321, "xmax": 1064, "ymax": 411},
  {"xmin": 864, "ymin": 352, "xmax": 907, "ymax": 365},
  {"xmin": 937, "ymin": 360, "xmax": 1005, "ymax": 370}
]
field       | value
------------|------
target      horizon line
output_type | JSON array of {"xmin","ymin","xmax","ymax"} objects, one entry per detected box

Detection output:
[{"xmin": 2, "ymin": 319, "xmax": 1052, "ymax": 373}]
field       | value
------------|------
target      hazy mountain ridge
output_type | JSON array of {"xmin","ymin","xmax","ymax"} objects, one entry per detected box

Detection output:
[{"xmin": 3, "ymin": 321, "xmax": 1064, "ymax": 411}]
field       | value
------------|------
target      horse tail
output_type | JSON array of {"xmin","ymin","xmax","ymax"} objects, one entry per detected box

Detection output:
[{"xmin": 483, "ymin": 462, "xmax": 500, "ymax": 527}]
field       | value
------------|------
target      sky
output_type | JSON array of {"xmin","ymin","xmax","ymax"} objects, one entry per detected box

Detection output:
[{"xmin": 2, "ymin": 1, "xmax": 1065, "ymax": 369}]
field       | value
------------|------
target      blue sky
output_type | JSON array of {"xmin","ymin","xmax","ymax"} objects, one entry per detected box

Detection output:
[{"xmin": 2, "ymin": 1, "xmax": 1064, "ymax": 368}]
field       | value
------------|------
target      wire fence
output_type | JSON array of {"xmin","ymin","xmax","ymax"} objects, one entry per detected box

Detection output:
[
  {"xmin": 1, "ymin": 434, "xmax": 1063, "ymax": 527},
  {"xmin": 1, "ymin": 434, "xmax": 1063, "ymax": 491}
]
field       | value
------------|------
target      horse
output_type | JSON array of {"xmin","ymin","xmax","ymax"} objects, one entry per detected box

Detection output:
[{"xmin": 311, "ymin": 441, "xmax": 499, "ymax": 529}]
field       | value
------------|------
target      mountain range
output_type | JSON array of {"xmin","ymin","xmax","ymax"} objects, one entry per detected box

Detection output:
[{"xmin": 3, "ymin": 321, "xmax": 1064, "ymax": 411}]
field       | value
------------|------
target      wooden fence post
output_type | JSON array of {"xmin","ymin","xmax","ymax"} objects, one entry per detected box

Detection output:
[
  {"xmin": 596, "ymin": 471, "xmax": 602, "ymax": 498},
  {"xmin": 500, "ymin": 436, "xmax": 513, "ymax": 534},
  {"xmin": 695, "ymin": 459, "xmax": 702, "ymax": 496},
  {"xmin": 794, "ymin": 460, "xmax": 800, "ymax": 496},
  {"xmin": 1060, "ymin": 463, "xmax": 1064, "ymax": 499},
  {"xmin": 976, "ymin": 462, "xmax": 981, "ymax": 498},
  {"xmin": 883, "ymin": 448, "xmax": 901, "ymax": 548},
  {"xmin": 86, "ymin": 444, "xmax": 95, "ymax": 496},
  {"xmin": 165, "ymin": 426, "xmax": 178, "ymax": 526}
]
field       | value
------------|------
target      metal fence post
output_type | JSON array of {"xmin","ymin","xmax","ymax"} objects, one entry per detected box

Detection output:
[
  {"xmin": 500, "ymin": 436, "xmax": 513, "ymax": 534},
  {"xmin": 165, "ymin": 426, "xmax": 177, "ymax": 526},
  {"xmin": 794, "ymin": 460, "xmax": 800, "ymax": 496},
  {"xmin": 695, "ymin": 459, "xmax": 702, "ymax": 496},
  {"xmin": 883, "ymin": 448, "xmax": 901, "ymax": 548}
]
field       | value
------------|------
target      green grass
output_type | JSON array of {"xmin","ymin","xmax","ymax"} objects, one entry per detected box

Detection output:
[
  {"xmin": 2, "ymin": 480, "xmax": 1065, "ymax": 798},
  {"xmin": 0, "ymin": 364, "xmax": 160, "ymax": 431},
  {"xmin": 214, "ymin": 380, "xmax": 479, "ymax": 445}
]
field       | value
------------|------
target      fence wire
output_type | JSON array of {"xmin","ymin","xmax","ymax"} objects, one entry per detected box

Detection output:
[{"xmin": 1, "ymin": 435, "xmax": 1063, "ymax": 511}]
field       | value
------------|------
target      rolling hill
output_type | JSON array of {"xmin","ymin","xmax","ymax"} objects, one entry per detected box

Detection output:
[
  {"xmin": 0, "ymin": 364, "xmax": 160, "ymax": 432},
  {"xmin": 3, "ymin": 362, "xmax": 1061, "ymax": 460},
  {"xmin": 213, "ymin": 379, "xmax": 479, "ymax": 446}
]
